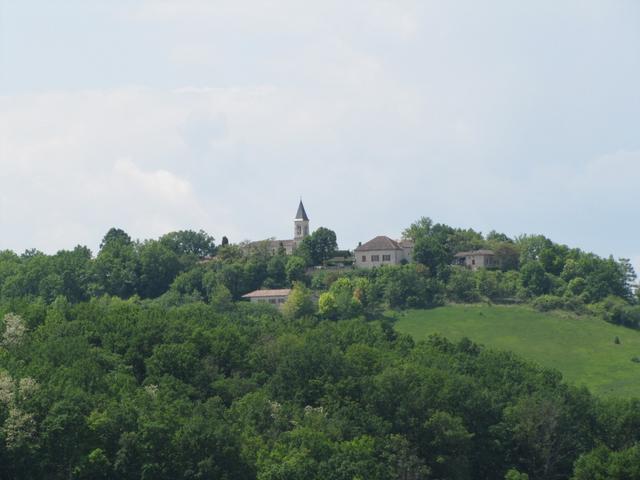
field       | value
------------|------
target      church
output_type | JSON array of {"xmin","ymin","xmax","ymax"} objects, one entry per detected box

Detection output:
[{"xmin": 247, "ymin": 200, "xmax": 311, "ymax": 255}]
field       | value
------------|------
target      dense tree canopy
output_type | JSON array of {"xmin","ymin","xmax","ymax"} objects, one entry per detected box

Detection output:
[
  {"xmin": 0, "ymin": 220, "xmax": 638, "ymax": 478},
  {"xmin": 0, "ymin": 297, "xmax": 638, "ymax": 479}
]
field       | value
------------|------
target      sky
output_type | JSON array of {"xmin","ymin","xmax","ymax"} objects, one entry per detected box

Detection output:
[{"xmin": 1, "ymin": 1, "xmax": 639, "ymax": 270}]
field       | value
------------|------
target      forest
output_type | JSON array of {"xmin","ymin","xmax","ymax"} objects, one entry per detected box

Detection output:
[{"xmin": 1, "ymin": 220, "xmax": 639, "ymax": 479}]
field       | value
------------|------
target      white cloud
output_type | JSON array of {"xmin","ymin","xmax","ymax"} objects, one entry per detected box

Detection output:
[
  {"xmin": 132, "ymin": 0, "xmax": 420, "ymax": 39},
  {"xmin": 0, "ymin": 89, "xmax": 225, "ymax": 253},
  {"xmin": 1, "ymin": 0, "xmax": 639, "ymax": 271}
]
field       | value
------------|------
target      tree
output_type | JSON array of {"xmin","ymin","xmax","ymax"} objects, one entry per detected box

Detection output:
[
  {"xmin": 99, "ymin": 228, "xmax": 132, "ymax": 250},
  {"xmin": 92, "ymin": 228, "xmax": 139, "ymax": 298},
  {"xmin": 282, "ymin": 282, "xmax": 315, "ymax": 319},
  {"xmin": 505, "ymin": 469, "xmax": 529, "ymax": 480},
  {"xmin": 494, "ymin": 243, "xmax": 520, "ymax": 271},
  {"xmin": 297, "ymin": 228, "xmax": 338, "ymax": 266},
  {"xmin": 265, "ymin": 254, "xmax": 287, "ymax": 288},
  {"xmin": 137, "ymin": 241, "xmax": 182, "ymax": 298},
  {"xmin": 520, "ymin": 261, "xmax": 551, "ymax": 297},
  {"xmin": 421, "ymin": 411, "xmax": 473, "ymax": 480},
  {"xmin": 573, "ymin": 445, "xmax": 640, "ymax": 480},
  {"xmin": 159, "ymin": 230, "xmax": 216, "ymax": 259},
  {"xmin": 446, "ymin": 267, "xmax": 480, "ymax": 303},
  {"xmin": 2, "ymin": 313, "xmax": 26, "ymax": 348},
  {"xmin": 286, "ymin": 256, "xmax": 307, "ymax": 284},
  {"xmin": 403, "ymin": 217, "xmax": 434, "ymax": 242},
  {"xmin": 487, "ymin": 230, "xmax": 513, "ymax": 244},
  {"xmin": 318, "ymin": 292, "xmax": 339, "ymax": 320},
  {"xmin": 413, "ymin": 236, "xmax": 450, "ymax": 275}
]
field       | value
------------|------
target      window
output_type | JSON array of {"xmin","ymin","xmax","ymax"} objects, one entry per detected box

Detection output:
[
  {"xmin": 382, "ymin": 254, "xmax": 391, "ymax": 261},
  {"xmin": 361, "ymin": 255, "xmax": 367, "ymax": 262},
  {"xmin": 371, "ymin": 255, "xmax": 380, "ymax": 262},
  {"xmin": 278, "ymin": 298, "xmax": 286, "ymax": 303},
  {"xmin": 297, "ymin": 225, "xmax": 302, "ymax": 235},
  {"xmin": 269, "ymin": 299, "xmax": 277, "ymax": 304}
]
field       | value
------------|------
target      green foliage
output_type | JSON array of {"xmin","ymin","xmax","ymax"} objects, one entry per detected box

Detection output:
[
  {"xmin": 531, "ymin": 295, "xmax": 588, "ymax": 315},
  {"xmin": 592, "ymin": 296, "xmax": 640, "ymax": 328},
  {"xmin": 282, "ymin": 282, "xmax": 315, "ymax": 319},
  {"xmin": 447, "ymin": 267, "xmax": 480, "ymax": 303},
  {"xmin": 318, "ymin": 277, "xmax": 381, "ymax": 320},
  {"xmin": 1, "ymin": 220, "xmax": 640, "ymax": 479},
  {"xmin": 505, "ymin": 469, "xmax": 529, "ymax": 480},
  {"xmin": 137, "ymin": 240, "xmax": 182, "ymax": 298},
  {"xmin": 396, "ymin": 305, "xmax": 640, "ymax": 397},
  {"xmin": 572, "ymin": 444, "xmax": 640, "ymax": 480},
  {"xmin": 159, "ymin": 229, "xmax": 216, "ymax": 259},
  {"xmin": 377, "ymin": 264, "xmax": 444, "ymax": 309},
  {"xmin": 285, "ymin": 256, "xmax": 307, "ymax": 284},
  {"xmin": 0, "ymin": 294, "xmax": 639, "ymax": 479},
  {"xmin": 296, "ymin": 227, "xmax": 338, "ymax": 266}
]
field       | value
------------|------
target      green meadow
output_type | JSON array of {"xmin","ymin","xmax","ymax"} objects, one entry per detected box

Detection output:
[{"xmin": 394, "ymin": 304, "xmax": 640, "ymax": 398}]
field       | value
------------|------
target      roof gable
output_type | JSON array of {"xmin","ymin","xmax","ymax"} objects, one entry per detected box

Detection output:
[
  {"xmin": 242, "ymin": 289, "xmax": 292, "ymax": 298},
  {"xmin": 355, "ymin": 236, "xmax": 402, "ymax": 252},
  {"xmin": 454, "ymin": 249, "xmax": 495, "ymax": 257}
]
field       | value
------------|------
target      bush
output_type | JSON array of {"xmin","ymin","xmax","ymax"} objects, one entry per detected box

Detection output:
[
  {"xmin": 531, "ymin": 294, "xmax": 588, "ymax": 315},
  {"xmin": 531, "ymin": 295, "xmax": 565, "ymax": 312},
  {"xmin": 446, "ymin": 267, "xmax": 480, "ymax": 303},
  {"xmin": 593, "ymin": 296, "xmax": 640, "ymax": 328}
]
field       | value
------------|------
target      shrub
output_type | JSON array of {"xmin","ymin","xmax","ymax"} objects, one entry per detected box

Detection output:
[{"xmin": 531, "ymin": 295, "xmax": 565, "ymax": 312}]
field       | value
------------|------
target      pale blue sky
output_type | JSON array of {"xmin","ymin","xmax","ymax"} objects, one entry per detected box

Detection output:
[{"xmin": 1, "ymin": 1, "xmax": 639, "ymax": 270}]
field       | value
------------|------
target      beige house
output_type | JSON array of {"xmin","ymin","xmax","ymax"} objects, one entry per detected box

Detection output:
[
  {"xmin": 354, "ymin": 236, "xmax": 414, "ymax": 268},
  {"xmin": 241, "ymin": 288, "xmax": 292, "ymax": 308},
  {"xmin": 453, "ymin": 250, "xmax": 498, "ymax": 271},
  {"xmin": 246, "ymin": 201, "xmax": 310, "ymax": 255}
]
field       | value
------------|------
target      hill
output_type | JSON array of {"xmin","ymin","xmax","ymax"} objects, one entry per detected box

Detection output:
[{"xmin": 394, "ymin": 304, "xmax": 640, "ymax": 397}]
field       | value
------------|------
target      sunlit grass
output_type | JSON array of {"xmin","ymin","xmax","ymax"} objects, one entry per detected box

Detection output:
[{"xmin": 394, "ymin": 304, "xmax": 640, "ymax": 397}]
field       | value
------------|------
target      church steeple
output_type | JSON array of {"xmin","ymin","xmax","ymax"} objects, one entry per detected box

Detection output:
[{"xmin": 294, "ymin": 200, "xmax": 310, "ymax": 241}]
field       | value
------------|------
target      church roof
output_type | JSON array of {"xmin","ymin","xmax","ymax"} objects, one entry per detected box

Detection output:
[{"xmin": 295, "ymin": 200, "xmax": 309, "ymax": 221}]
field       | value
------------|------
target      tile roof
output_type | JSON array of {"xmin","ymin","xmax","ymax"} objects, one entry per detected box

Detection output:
[
  {"xmin": 242, "ymin": 289, "xmax": 292, "ymax": 299},
  {"xmin": 355, "ymin": 236, "xmax": 402, "ymax": 252},
  {"xmin": 454, "ymin": 249, "xmax": 495, "ymax": 257}
]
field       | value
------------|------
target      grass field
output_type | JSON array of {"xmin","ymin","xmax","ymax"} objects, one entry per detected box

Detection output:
[{"xmin": 394, "ymin": 304, "xmax": 640, "ymax": 398}]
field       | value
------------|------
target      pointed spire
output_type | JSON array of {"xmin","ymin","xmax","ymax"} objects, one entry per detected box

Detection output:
[{"xmin": 295, "ymin": 200, "xmax": 309, "ymax": 221}]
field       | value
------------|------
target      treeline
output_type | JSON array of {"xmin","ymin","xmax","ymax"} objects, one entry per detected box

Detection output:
[
  {"xmin": 0, "ymin": 228, "xmax": 215, "ymax": 304},
  {"xmin": 0, "ymin": 218, "xmax": 637, "ymax": 328},
  {"xmin": 401, "ymin": 217, "xmax": 639, "ymax": 326},
  {"xmin": 2, "ymin": 298, "xmax": 640, "ymax": 479}
]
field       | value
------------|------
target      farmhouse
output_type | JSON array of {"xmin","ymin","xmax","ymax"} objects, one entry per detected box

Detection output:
[
  {"xmin": 453, "ymin": 249, "xmax": 498, "ymax": 270},
  {"xmin": 241, "ymin": 288, "xmax": 291, "ymax": 308},
  {"xmin": 354, "ymin": 236, "xmax": 414, "ymax": 269}
]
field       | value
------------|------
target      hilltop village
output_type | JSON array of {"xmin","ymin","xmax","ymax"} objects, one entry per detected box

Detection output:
[
  {"xmin": 246, "ymin": 200, "xmax": 496, "ymax": 271},
  {"xmin": 240, "ymin": 200, "xmax": 500, "ymax": 305},
  {"xmin": 1, "ymin": 200, "xmax": 638, "ymax": 480}
]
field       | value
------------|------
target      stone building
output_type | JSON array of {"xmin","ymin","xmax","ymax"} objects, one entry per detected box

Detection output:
[
  {"xmin": 246, "ymin": 200, "xmax": 311, "ymax": 255},
  {"xmin": 453, "ymin": 250, "xmax": 498, "ymax": 270},
  {"xmin": 241, "ymin": 288, "xmax": 291, "ymax": 308},
  {"xmin": 354, "ymin": 236, "xmax": 414, "ymax": 268}
]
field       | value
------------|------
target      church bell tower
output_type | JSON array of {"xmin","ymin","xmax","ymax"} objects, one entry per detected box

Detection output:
[{"xmin": 294, "ymin": 200, "xmax": 310, "ymax": 242}]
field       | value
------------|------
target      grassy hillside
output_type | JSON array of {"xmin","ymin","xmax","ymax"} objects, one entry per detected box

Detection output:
[{"xmin": 394, "ymin": 304, "xmax": 640, "ymax": 398}]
